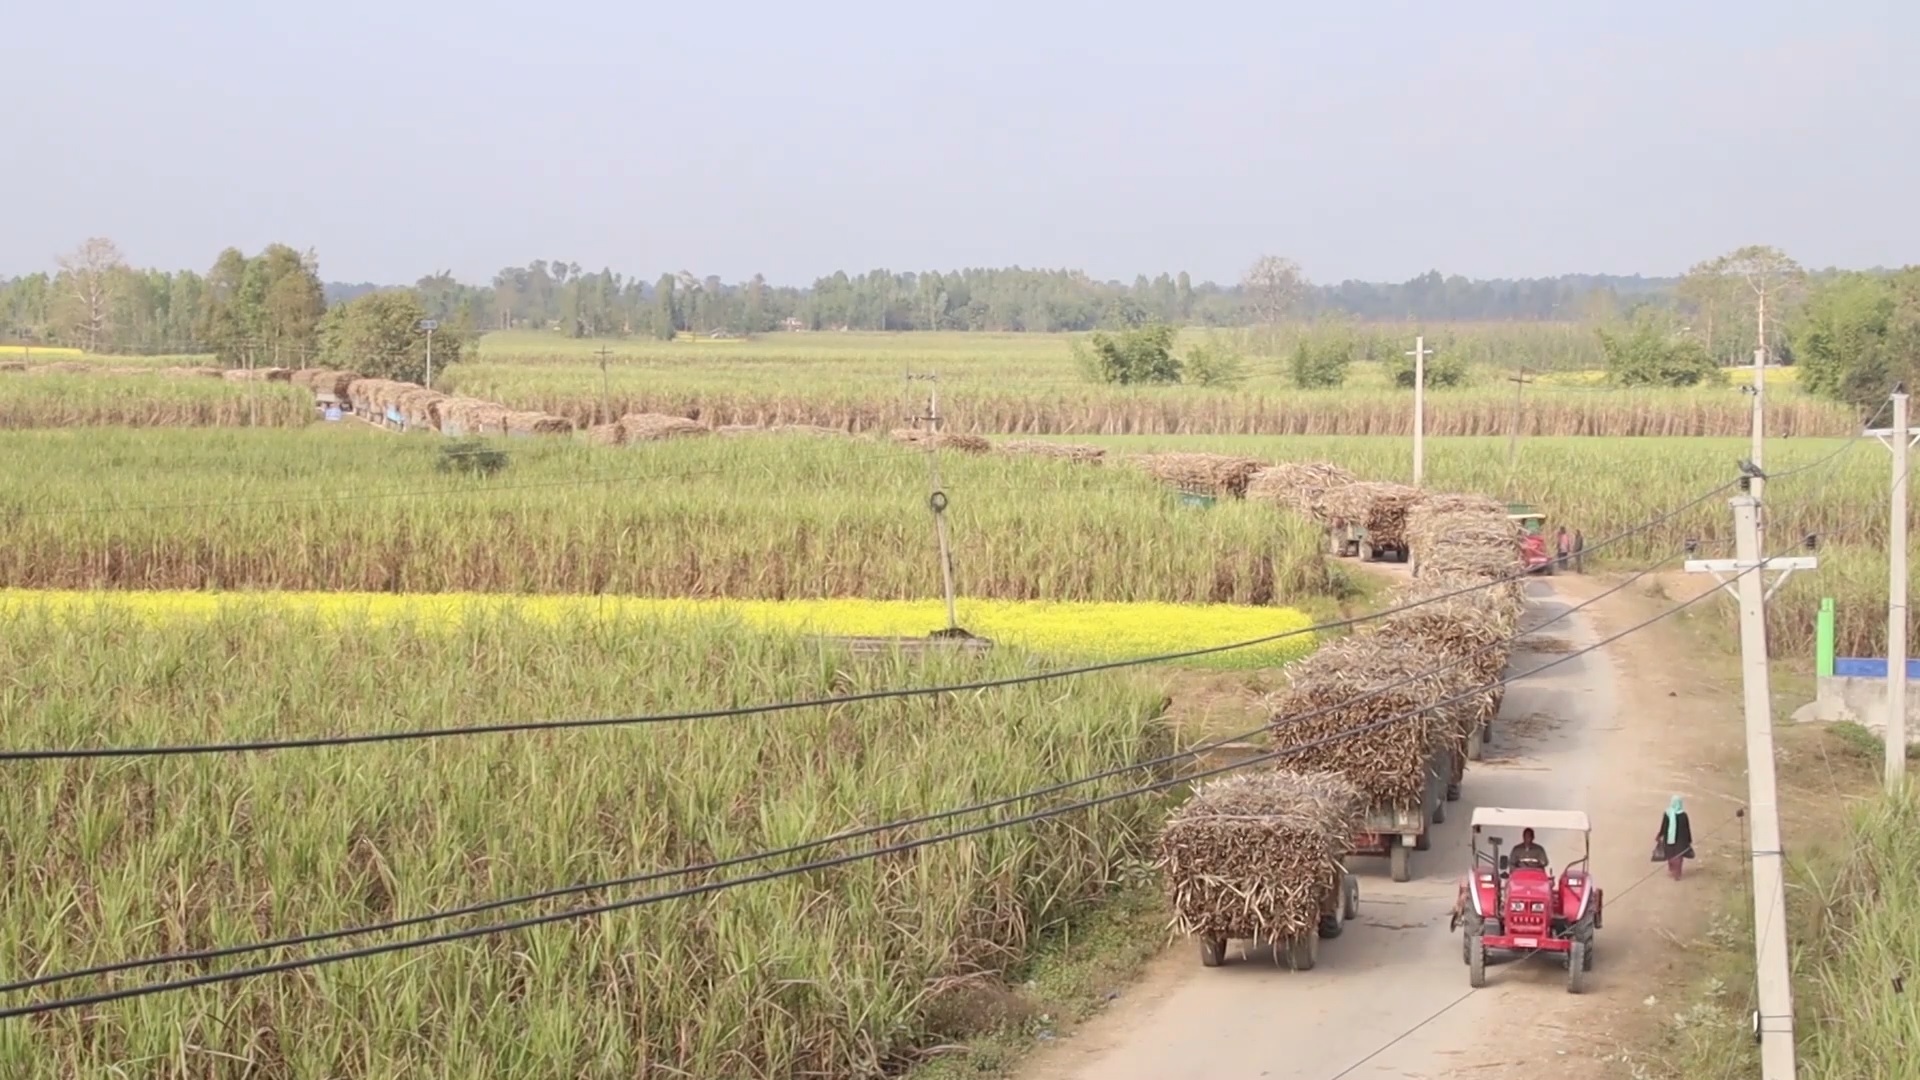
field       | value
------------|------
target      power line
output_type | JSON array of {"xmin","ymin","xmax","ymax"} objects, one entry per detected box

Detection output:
[
  {"xmin": 0, "ymin": 474, "xmax": 1742, "ymax": 762},
  {"xmin": 0, "ymin": 551, "xmax": 1780, "ymax": 1021},
  {"xmin": 2, "ymin": 546, "xmax": 1677, "ymax": 997}
]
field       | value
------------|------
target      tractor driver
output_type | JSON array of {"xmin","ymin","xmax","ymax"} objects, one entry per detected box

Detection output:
[{"xmin": 1510, "ymin": 828, "xmax": 1549, "ymax": 870}]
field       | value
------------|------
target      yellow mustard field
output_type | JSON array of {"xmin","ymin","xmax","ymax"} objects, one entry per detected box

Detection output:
[{"xmin": 0, "ymin": 589, "xmax": 1318, "ymax": 669}]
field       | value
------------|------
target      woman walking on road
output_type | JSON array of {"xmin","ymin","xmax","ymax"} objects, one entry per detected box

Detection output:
[{"xmin": 1653, "ymin": 795, "xmax": 1695, "ymax": 879}]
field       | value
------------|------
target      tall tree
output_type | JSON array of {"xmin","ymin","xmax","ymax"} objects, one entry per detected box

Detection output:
[
  {"xmin": 1242, "ymin": 255, "xmax": 1304, "ymax": 350},
  {"xmin": 55, "ymin": 237, "xmax": 125, "ymax": 352},
  {"xmin": 1703, "ymin": 245, "xmax": 1806, "ymax": 364}
]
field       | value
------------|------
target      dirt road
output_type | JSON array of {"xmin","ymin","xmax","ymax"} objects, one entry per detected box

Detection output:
[{"xmin": 1018, "ymin": 574, "xmax": 1742, "ymax": 1080}]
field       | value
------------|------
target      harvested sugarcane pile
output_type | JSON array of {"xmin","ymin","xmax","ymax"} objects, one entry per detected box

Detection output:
[
  {"xmin": 1126, "ymin": 452, "xmax": 1264, "ymax": 499},
  {"xmin": 1320, "ymin": 481, "xmax": 1422, "ymax": 544},
  {"xmin": 1267, "ymin": 635, "xmax": 1479, "ymax": 803},
  {"xmin": 220, "ymin": 367, "xmax": 293, "ymax": 383},
  {"xmin": 1421, "ymin": 534, "xmax": 1527, "ymax": 613},
  {"xmin": 291, "ymin": 368, "xmax": 362, "ymax": 398},
  {"xmin": 996, "ymin": 439, "xmax": 1106, "ymax": 463},
  {"xmin": 888, "ymin": 428, "xmax": 992, "ymax": 454},
  {"xmin": 1157, "ymin": 770, "xmax": 1365, "ymax": 943},
  {"xmin": 1245, "ymin": 462, "xmax": 1358, "ymax": 521},
  {"xmin": 619, "ymin": 413, "xmax": 711, "ymax": 442},
  {"xmin": 584, "ymin": 422, "xmax": 625, "ymax": 446},
  {"xmin": 1406, "ymin": 497, "xmax": 1507, "ymax": 551},
  {"xmin": 505, "ymin": 410, "xmax": 574, "ymax": 436}
]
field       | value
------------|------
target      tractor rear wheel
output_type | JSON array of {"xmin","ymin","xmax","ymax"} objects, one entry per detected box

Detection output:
[
  {"xmin": 1468, "ymin": 934, "xmax": 1487, "ymax": 988},
  {"xmin": 1342, "ymin": 876, "xmax": 1360, "ymax": 920},
  {"xmin": 1567, "ymin": 942, "xmax": 1589, "ymax": 993},
  {"xmin": 1389, "ymin": 839, "xmax": 1412, "ymax": 882},
  {"xmin": 1198, "ymin": 936, "xmax": 1227, "ymax": 967},
  {"xmin": 1286, "ymin": 930, "xmax": 1319, "ymax": 971}
]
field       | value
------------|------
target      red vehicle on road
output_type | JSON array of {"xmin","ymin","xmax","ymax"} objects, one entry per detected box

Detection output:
[{"xmin": 1453, "ymin": 808, "xmax": 1603, "ymax": 993}]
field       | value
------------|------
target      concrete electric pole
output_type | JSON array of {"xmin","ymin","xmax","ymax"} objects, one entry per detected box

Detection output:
[
  {"xmin": 1870, "ymin": 386, "xmax": 1914, "ymax": 789},
  {"xmin": 1407, "ymin": 336, "xmax": 1432, "ymax": 487},
  {"xmin": 1684, "ymin": 482, "xmax": 1813, "ymax": 1080}
]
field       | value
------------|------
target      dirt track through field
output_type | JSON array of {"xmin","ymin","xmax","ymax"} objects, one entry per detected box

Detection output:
[{"xmin": 1016, "ymin": 573, "xmax": 1742, "ymax": 1080}]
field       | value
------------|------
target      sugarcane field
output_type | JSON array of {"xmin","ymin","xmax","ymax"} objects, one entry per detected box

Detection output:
[{"xmin": 4, "ymin": 12, "xmax": 1915, "ymax": 1078}]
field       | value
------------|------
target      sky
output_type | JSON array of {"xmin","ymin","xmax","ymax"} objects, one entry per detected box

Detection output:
[{"xmin": 4, "ymin": 0, "xmax": 1916, "ymax": 287}]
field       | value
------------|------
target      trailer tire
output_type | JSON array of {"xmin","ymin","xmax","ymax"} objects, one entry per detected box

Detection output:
[
  {"xmin": 1432, "ymin": 800, "xmax": 1445, "ymax": 825},
  {"xmin": 1317, "ymin": 912, "xmax": 1343, "ymax": 940},
  {"xmin": 1342, "ymin": 876, "xmax": 1359, "ymax": 920},
  {"xmin": 1389, "ymin": 839, "xmax": 1412, "ymax": 882},
  {"xmin": 1466, "ymin": 726, "xmax": 1484, "ymax": 761},
  {"xmin": 1446, "ymin": 781, "xmax": 1461, "ymax": 803},
  {"xmin": 1414, "ymin": 829, "xmax": 1431, "ymax": 852},
  {"xmin": 1198, "ymin": 936, "xmax": 1227, "ymax": 968},
  {"xmin": 1286, "ymin": 930, "xmax": 1319, "ymax": 971},
  {"xmin": 1468, "ymin": 934, "xmax": 1487, "ymax": 988}
]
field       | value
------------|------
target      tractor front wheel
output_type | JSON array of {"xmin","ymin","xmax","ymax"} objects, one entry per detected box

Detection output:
[
  {"xmin": 1567, "ymin": 942, "xmax": 1589, "ymax": 993},
  {"xmin": 1468, "ymin": 934, "xmax": 1487, "ymax": 988}
]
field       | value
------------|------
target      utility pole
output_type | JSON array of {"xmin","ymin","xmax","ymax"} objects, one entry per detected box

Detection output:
[
  {"xmin": 595, "ymin": 345, "xmax": 614, "ymax": 424},
  {"xmin": 1870, "ymin": 386, "xmax": 1914, "ymax": 789},
  {"xmin": 1505, "ymin": 367, "xmax": 1534, "ymax": 497},
  {"xmin": 906, "ymin": 372, "xmax": 963, "ymax": 637},
  {"xmin": 1684, "ymin": 480, "xmax": 1813, "ymax": 1080},
  {"xmin": 419, "ymin": 319, "xmax": 439, "ymax": 388},
  {"xmin": 1406, "ymin": 335, "xmax": 1432, "ymax": 487}
]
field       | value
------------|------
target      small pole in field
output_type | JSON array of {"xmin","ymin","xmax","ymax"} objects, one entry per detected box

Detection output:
[
  {"xmin": 1406, "ymin": 335, "xmax": 1433, "ymax": 486},
  {"xmin": 1505, "ymin": 366, "xmax": 1534, "ymax": 497},
  {"xmin": 595, "ymin": 345, "xmax": 613, "ymax": 424},
  {"xmin": 907, "ymin": 371, "xmax": 964, "ymax": 637}
]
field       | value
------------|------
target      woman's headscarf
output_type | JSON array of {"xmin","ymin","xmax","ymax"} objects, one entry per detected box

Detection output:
[{"xmin": 1665, "ymin": 795, "xmax": 1685, "ymax": 843}]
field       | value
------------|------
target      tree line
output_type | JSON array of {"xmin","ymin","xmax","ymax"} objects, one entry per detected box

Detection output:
[{"xmin": 2, "ymin": 238, "xmax": 1911, "ymax": 405}]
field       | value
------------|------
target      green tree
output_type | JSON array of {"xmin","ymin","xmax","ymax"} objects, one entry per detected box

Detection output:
[
  {"xmin": 1182, "ymin": 336, "xmax": 1247, "ymax": 387},
  {"xmin": 1597, "ymin": 314, "xmax": 1719, "ymax": 387},
  {"xmin": 1288, "ymin": 335, "xmax": 1353, "ymax": 389},
  {"xmin": 1793, "ymin": 269, "xmax": 1920, "ymax": 409},
  {"xmin": 318, "ymin": 290, "xmax": 460, "ymax": 383},
  {"xmin": 1074, "ymin": 323, "xmax": 1182, "ymax": 385},
  {"xmin": 652, "ymin": 274, "xmax": 678, "ymax": 340},
  {"xmin": 1387, "ymin": 344, "xmax": 1470, "ymax": 389}
]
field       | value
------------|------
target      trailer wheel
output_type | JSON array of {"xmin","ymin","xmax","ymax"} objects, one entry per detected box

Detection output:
[
  {"xmin": 1446, "ymin": 781, "xmax": 1461, "ymax": 803},
  {"xmin": 1342, "ymin": 876, "xmax": 1359, "ymax": 920},
  {"xmin": 1468, "ymin": 934, "xmax": 1487, "ymax": 988},
  {"xmin": 1567, "ymin": 942, "xmax": 1588, "ymax": 993},
  {"xmin": 1414, "ymin": 829, "xmax": 1431, "ymax": 852},
  {"xmin": 1286, "ymin": 930, "xmax": 1319, "ymax": 971},
  {"xmin": 1198, "ymin": 936, "xmax": 1227, "ymax": 968},
  {"xmin": 1466, "ymin": 725, "xmax": 1485, "ymax": 761},
  {"xmin": 1431, "ymin": 800, "xmax": 1446, "ymax": 825},
  {"xmin": 1360, "ymin": 541, "xmax": 1375, "ymax": 562},
  {"xmin": 1317, "ymin": 912, "xmax": 1343, "ymax": 940},
  {"xmin": 1389, "ymin": 839, "xmax": 1412, "ymax": 882}
]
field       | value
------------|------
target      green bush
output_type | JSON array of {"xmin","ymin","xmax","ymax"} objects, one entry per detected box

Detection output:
[{"xmin": 1074, "ymin": 323, "xmax": 1183, "ymax": 385}]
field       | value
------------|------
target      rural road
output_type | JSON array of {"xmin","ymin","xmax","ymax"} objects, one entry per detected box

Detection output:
[{"xmin": 1018, "ymin": 574, "xmax": 1733, "ymax": 1080}]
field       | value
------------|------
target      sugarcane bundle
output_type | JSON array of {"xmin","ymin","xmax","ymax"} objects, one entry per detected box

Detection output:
[
  {"xmin": 1421, "ymin": 539, "xmax": 1527, "ymax": 610},
  {"xmin": 506, "ymin": 410, "xmax": 573, "ymax": 436},
  {"xmin": 1267, "ymin": 635, "xmax": 1480, "ymax": 803},
  {"xmin": 1246, "ymin": 462, "xmax": 1359, "ymax": 520},
  {"xmin": 1407, "ymin": 498, "xmax": 1509, "ymax": 553},
  {"xmin": 619, "ymin": 413, "xmax": 711, "ymax": 441},
  {"xmin": 396, "ymin": 387, "xmax": 448, "ymax": 429},
  {"xmin": 1124, "ymin": 452, "xmax": 1264, "ymax": 499},
  {"xmin": 997, "ymin": 439, "xmax": 1107, "ymax": 463},
  {"xmin": 888, "ymin": 428, "xmax": 993, "ymax": 454},
  {"xmin": 1320, "ymin": 481, "xmax": 1423, "ymax": 544},
  {"xmin": 584, "ymin": 422, "xmax": 626, "ymax": 446},
  {"xmin": 1157, "ymin": 770, "xmax": 1365, "ymax": 944}
]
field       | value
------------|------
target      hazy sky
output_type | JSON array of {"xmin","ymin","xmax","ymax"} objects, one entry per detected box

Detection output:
[{"xmin": 5, "ymin": 0, "xmax": 1915, "ymax": 286}]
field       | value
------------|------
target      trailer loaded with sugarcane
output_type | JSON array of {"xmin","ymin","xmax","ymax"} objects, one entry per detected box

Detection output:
[{"xmin": 1158, "ymin": 770, "xmax": 1366, "ymax": 969}]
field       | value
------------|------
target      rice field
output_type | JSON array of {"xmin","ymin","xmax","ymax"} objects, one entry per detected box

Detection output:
[
  {"xmin": 0, "ymin": 590, "xmax": 1321, "ymax": 670},
  {"xmin": 0, "ymin": 428, "xmax": 1329, "ymax": 606},
  {"xmin": 0, "ymin": 603, "xmax": 1174, "ymax": 1077}
]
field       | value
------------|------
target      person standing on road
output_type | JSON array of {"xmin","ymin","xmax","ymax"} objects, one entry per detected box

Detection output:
[{"xmin": 1653, "ymin": 795, "xmax": 1695, "ymax": 879}]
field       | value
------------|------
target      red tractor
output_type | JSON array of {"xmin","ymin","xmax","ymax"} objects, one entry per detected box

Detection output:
[{"xmin": 1451, "ymin": 808, "xmax": 1603, "ymax": 993}]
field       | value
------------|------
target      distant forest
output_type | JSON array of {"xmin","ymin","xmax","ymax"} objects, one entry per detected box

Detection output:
[{"xmin": 2, "ymin": 238, "xmax": 1697, "ymax": 355}]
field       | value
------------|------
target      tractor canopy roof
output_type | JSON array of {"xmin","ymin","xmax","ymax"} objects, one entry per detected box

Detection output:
[{"xmin": 1470, "ymin": 807, "xmax": 1590, "ymax": 834}]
